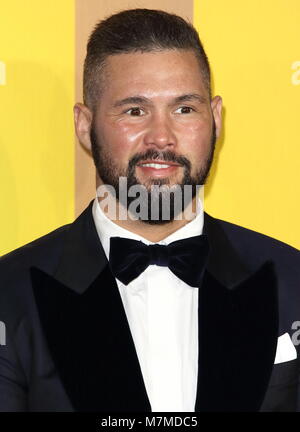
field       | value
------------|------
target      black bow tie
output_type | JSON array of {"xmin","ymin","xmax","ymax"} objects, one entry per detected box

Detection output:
[{"xmin": 109, "ymin": 235, "xmax": 210, "ymax": 287}]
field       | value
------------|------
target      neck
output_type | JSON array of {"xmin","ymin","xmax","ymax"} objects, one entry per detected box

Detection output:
[{"xmin": 96, "ymin": 185, "xmax": 200, "ymax": 242}]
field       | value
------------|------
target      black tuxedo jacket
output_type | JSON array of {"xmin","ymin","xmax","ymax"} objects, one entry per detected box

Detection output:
[{"xmin": 0, "ymin": 200, "xmax": 299, "ymax": 412}]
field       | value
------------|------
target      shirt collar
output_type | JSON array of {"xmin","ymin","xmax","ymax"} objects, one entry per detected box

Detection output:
[{"xmin": 92, "ymin": 191, "xmax": 204, "ymax": 261}]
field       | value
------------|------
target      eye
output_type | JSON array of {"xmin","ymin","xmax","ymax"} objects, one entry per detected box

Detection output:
[
  {"xmin": 125, "ymin": 107, "xmax": 145, "ymax": 116},
  {"xmin": 174, "ymin": 106, "xmax": 194, "ymax": 114}
]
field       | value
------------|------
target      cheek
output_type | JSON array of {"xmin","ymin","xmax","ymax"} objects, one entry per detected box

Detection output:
[
  {"xmin": 179, "ymin": 121, "xmax": 212, "ymax": 160},
  {"xmin": 100, "ymin": 122, "xmax": 144, "ymax": 155}
]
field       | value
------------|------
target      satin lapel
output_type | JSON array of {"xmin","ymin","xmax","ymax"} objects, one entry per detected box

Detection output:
[
  {"xmin": 194, "ymin": 214, "xmax": 279, "ymax": 411},
  {"xmin": 30, "ymin": 201, "xmax": 151, "ymax": 412}
]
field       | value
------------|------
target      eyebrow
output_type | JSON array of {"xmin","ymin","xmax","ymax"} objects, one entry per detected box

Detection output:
[
  {"xmin": 112, "ymin": 93, "xmax": 208, "ymax": 108},
  {"xmin": 173, "ymin": 93, "xmax": 208, "ymax": 105}
]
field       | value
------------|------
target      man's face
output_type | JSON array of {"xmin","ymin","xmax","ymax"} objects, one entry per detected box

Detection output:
[{"xmin": 83, "ymin": 49, "xmax": 222, "ymax": 222}]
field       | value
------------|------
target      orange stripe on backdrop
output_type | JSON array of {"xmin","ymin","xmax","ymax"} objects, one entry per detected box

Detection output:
[
  {"xmin": 194, "ymin": 0, "xmax": 300, "ymax": 249},
  {"xmin": 75, "ymin": 0, "xmax": 194, "ymax": 216}
]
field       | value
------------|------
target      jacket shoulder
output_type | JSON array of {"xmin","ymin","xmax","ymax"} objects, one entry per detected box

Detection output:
[
  {"xmin": 0, "ymin": 223, "xmax": 71, "ymax": 278},
  {"xmin": 205, "ymin": 213, "xmax": 299, "ymax": 266}
]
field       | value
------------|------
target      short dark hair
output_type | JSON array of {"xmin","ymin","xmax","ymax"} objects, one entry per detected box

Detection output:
[{"xmin": 83, "ymin": 8, "xmax": 211, "ymax": 109}]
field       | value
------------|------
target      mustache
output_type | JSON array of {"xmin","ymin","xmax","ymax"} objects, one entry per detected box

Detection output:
[{"xmin": 128, "ymin": 149, "xmax": 191, "ymax": 171}]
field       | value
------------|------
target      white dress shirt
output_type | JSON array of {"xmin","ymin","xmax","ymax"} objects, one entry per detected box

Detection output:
[{"xmin": 92, "ymin": 195, "xmax": 204, "ymax": 412}]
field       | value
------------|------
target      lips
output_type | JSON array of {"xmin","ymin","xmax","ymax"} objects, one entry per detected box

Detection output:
[
  {"xmin": 137, "ymin": 160, "xmax": 181, "ymax": 169},
  {"xmin": 136, "ymin": 160, "xmax": 181, "ymax": 177}
]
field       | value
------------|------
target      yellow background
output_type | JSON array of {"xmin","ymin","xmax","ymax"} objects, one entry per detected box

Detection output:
[
  {"xmin": 1, "ymin": 0, "xmax": 299, "ymax": 255},
  {"xmin": 195, "ymin": 0, "xmax": 300, "ymax": 249},
  {"xmin": 0, "ymin": 0, "xmax": 75, "ymax": 255}
]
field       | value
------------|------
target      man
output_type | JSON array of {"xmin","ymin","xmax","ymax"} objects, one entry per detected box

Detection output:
[{"xmin": 0, "ymin": 9, "xmax": 299, "ymax": 412}]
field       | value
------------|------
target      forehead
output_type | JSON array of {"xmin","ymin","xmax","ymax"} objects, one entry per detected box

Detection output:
[{"xmin": 101, "ymin": 49, "xmax": 208, "ymax": 100}]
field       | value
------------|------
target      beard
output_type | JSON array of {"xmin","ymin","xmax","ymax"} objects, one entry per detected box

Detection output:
[{"xmin": 90, "ymin": 120, "xmax": 217, "ymax": 224}]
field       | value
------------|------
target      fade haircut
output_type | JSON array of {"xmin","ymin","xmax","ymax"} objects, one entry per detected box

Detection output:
[{"xmin": 83, "ymin": 8, "xmax": 211, "ymax": 109}]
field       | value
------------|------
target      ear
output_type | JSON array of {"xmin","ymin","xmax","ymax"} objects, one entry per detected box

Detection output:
[
  {"xmin": 210, "ymin": 95, "xmax": 223, "ymax": 138},
  {"xmin": 74, "ymin": 103, "xmax": 93, "ymax": 152}
]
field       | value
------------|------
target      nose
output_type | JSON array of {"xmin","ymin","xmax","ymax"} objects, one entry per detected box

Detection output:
[{"xmin": 143, "ymin": 112, "xmax": 177, "ymax": 150}]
